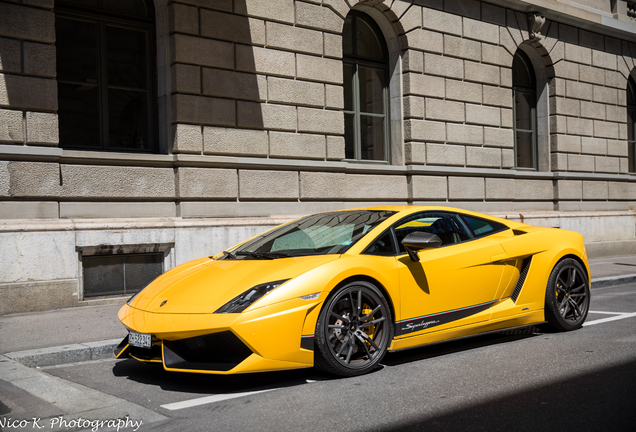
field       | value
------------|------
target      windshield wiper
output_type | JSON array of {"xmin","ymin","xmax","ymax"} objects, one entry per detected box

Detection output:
[
  {"xmin": 218, "ymin": 250, "xmax": 237, "ymax": 260},
  {"xmin": 235, "ymin": 251, "xmax": 291, "ymax": 260}
]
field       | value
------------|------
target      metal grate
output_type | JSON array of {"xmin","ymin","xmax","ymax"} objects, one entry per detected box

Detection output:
[
  {"xmin": 83, "ymin": 253, "xmax": 163, "ymax": 298},
  {"xmin": 171, "ymin": 331, "xmax": 253, "ymax": 365},
  {"xmin": 511, "ymin": 257, "xmax": 532, "ymax": 303}
]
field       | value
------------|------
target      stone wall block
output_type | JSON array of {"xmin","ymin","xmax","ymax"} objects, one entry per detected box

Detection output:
[
  {"xmin": 6, "ymin": 161, "xmax": 59, "ymax": 197},
  {"xmin": 484, "ymin": 127, "xmax": 513, "ymax": 148},
  {"xmin": 234, "ymin": 0, "xmax": 295, "ymax": 24},
  {"xmin": 591, "ymin": 50, "xmax": 617, "ymax": 70},
  {"xmin": 326, "ymin": 135, "xmax": 345, "ymax": 160},
  {"xmin": 592, "ymin": 85, "xmax": 618, "ymax": 104},
  {"xmin": 404, "ymin": 142, "xmax": 426, "ymax": 164},
  {"xmin": 567, "ymin": 154, "xmax": 595, "ymax": 172},
  {"xmin": 445, "ymin": 79, "xmax": 481, "ymax": 104},
  {"xmin": 171, "ymin": 63, "xmax": 201, "ymax": 94},
  {"xmin": 565, "ymin": 80, "xmax": 593, "ymax": 100},
  {"xmin": 200, "ymin": 10, "xmax": 265, "ymax": 45},
  {"xmin": 556, "ymin": 180, "xmax": 582, "ymax": 200},
  {"xmin": 404, "ymin": 96, "xmax": 425, "ymax": 119},
  {"xmin": 236, "ymin": 45, "xmax": 295, "ymax": 77},
  {"xmin": 171, "ymin": 94, "xmax": 235, "ymax": 126},
  {"xmin": 0, "ymin": 37, "xmax": 21, "ymax": 73},
  {"xmin": 448, "ymin": 176, "xmax": 484, "ymax": 199},
  {"xmin": 482, "ymin": 43, "xmax": 512, "ymax": 67},
  {"xmin": 485, "ymin": 178, "xmax": 514, "ymax": 200},
  {"xmin": 26, "ymin": 111, "xmax": 57, "ymax": 145},
  {"xmin": 580, "ymin": 101, "xmax": 605, "ymax": 120},
  {"xmin": 466, "ymin": 147, "xmax": 501, "ymax": 168},
  {"xmin": 60, "ymin": 165, "xmax": 173, "ymax": 198},
  {"xmin": 500, "ymin": 68, "xmax": 512, "ymax": 88},
  {"xmin": 606, "ymin": 105, "xmax": 625, "ymax": 123},
  {"xmin": 411, "ymin": 175, "xmax": 448, "ymax": 200},
  {"xmin": 553, "ymin": 61, "xmax": 579, "ymax": 80},
  {"xmin": 566, "ymin": 117, "xmax": 593, "ymax": 136},
  {"xmin": 403, "ymin": 29, "xmax": 444, "ymax": 54},
  {"xmin": 425, "ymin": 99, "xmax": 464, "ymax": 122},
  {"xmin": 605, "ymin": 70, "xmax": 625, "ymax": 89},
  {"xmin": 267, "ymin": 22, "xmax": 323, "ymax": 55},
  {"xmin": 322, "ymin": 0, "xmax": 349, "ymax": 19},
  {"xmin": 483, "ymin": 86, "xmax": 512, "ymax": 108},
  {"xmin": 427, "ymin": 143, "xmax": 465, "ymax": 166},
  {"xmin": 300, "ymin": 172, "xmax": 345, "ymax": 199},
  {"xmin": 239, "ymin": 169, "xmax": 299, "ymax": 199},
  {"xmin": 342, "ymin": 174, "xmax": 408, "ymax": 200},
  {"xmin": 463, "ymin": 17, "xmax": 499, "ymax": 45},
  {"xmin": 514, "ymin": 179, "xmax": 553, "ymax": 201},
  {"xmin": 581, "ymin": 137, "xmax": 607, "ymax": 155},
  {"xmin": 608, "ymin": 182, "xmax": 636, "ymax": 200},
  {"xmin": 564, "ymin": 43, "xmax": 591, "ymax": 64},
  {"xmin": 404, "ymin": 73, "xmax": 445, "ymax": 98},
  {"xmin": 444, "ymin": 35, "xmax": 481, "ymax": 61},
  {"xmin": 619, "ymin": 157, "xmax": 628, "ymax": 173},
  {"xmin": 23, "ymin": 42, "xmax": 55, "ymax": 77},
  {"xmin": 178, "ymin": 168, "xmax": 238, "ymax": 199},
  {"xmin": 499, "ymin": 27, "xmax": 518, "ymax": 56},
  {"xmin": 551, "ymin": 153, "xmax": 568, "ymax": 171},
  {"xmin": 0, "ymin": 74, "xmax": 57, "ymax": 110},
  {"xmin": 582, "ymin": 181, "xmax": 608, "ymax": 200},
  {"xmin": 482, "ymin": 2, "xmax": 506, "ymax": 26},
  {"xmin": 464, "ymin": 61, "xmax": 499, "ymax": 85},
  {"xmin": 446, "ymin": 123, "xmax": 483, "ymax": 145},
  {"xmin": 466, "ymin": 104, "xmax": 500, "ymax": 126},
  {"xmin": 169, "ymin": 2, "xmax": 199, "ymax": 35},
  {"xmin": 295, "ymin": 1, "xmax": 342, "ymax": 33},
  {"xmin": 422, "ymin": 7, "xmax": 462, "ymax": 36},
  {"xmin": 0, "ymin": 2, "xmax": 54, "ymax": 42},
  {"xmin": 269, "ymin": 77, "xmax": 325, "ymax": 107},
  {"xmin": 175, "ymin": 1, "xmax": 232, "ymax": 11},
  {"xmin": 403, "ymin": 50, "xmax": 424, "ymax": 73},
  {"xmin": 401, "ymin": 6, "xmax": 423, "ymax": 32},
  {"xmin": 203, "ymin": 127, "xmax": 268, "ymax": 156},
  {"xmin": 298, "ymin": 107, "xmax": 344, "ymax": 135},
  {"xmin": 551, "ymin": 116, "xmax": 567, "ymax": 134},
  {"xmin": 501, "ymin": 108, "xmax": 512, "ymax": 127},
  {"xmin": 324, "ymin": 33, "xmax": 343, "ymax": 59},
  {"xmin": 593, "ymin": 120, "xmax": 619, "ymax": 139},
  {"xmin": 579, "ymin": 30, "xmax": 603, "ymax": 51},
  {"xmin": 238, "ymin": 102, "xmax": 297, "ymax": 131},
  {"xmin": 404, "ymin": 119, "xmax": 446, "ymax": 142},
  {"xmin": 578, "ymin": 64, "xmax": 605, "ymax": 85},
  {"xmin": 202, "ymin": 68, "xmax": 267, "ymax": 101},
  {"xmin": 325, "ymin": 84, "xmax": 343, "ymax": 109},
  {"xmin": 424, "ymin": 53, "xmax": 463, "ymax": 79},
  {"xmin": 269, "ymin": 131, "xmax": 326, "ymax": 159},
  {"xmin": 171, "ymin": 34, "xmax": 234, "ymax": 69},
  {"xmin": 551, "ymin": 97, "xmax": 580, "ymax": 117},
  {"xmin": 607, "ymin": 140, "xmax": 628, "ymax": 157},
  {"xmin": 594, "ymin": 156, "xmax": 620, "ymax": 173},
  {"xmin": 550, "ymin": 134, "xmax": 581, "ymax": 153},
  {"xmin": 172, "ymin": 124, "xmax": 203, "ymax": 154},
  {"xmin": 297, "ymin": 54, "xmax": 343, "ymax": 84},
  {"xmin": 0, "ymin": 109, "xmax": 23, "ymax": 143}
]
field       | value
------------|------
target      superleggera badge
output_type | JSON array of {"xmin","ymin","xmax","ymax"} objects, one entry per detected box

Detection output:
[{"xmin": 401, "ymin": 320, "xmax": 440, "ymax": 331}]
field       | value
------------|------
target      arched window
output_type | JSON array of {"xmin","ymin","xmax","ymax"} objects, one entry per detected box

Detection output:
[
  {"xmin": 512, "ymin": 50, "xmax": 537, "ymax": 170},
  {"xmin": 628, "ymin": 76, "xmax": 636, "ymax": 173},
  {"xmin": 342, "ymin": 12, "xmax": 390, "ymax": 162},
  {"xmin": 55, "ymin": 0, "xmax": 157, "ymax": 152}
]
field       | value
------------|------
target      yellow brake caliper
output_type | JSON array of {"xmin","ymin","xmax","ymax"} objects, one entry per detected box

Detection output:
[{"xmin": 362, "ymin": 304, "xmax": 375, "ymax": 346}]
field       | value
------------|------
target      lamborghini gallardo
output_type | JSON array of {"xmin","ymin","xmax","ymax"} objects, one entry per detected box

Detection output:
[{"xmin": 115, "ymin": 206, "xmax": 590, "ymax": 377}]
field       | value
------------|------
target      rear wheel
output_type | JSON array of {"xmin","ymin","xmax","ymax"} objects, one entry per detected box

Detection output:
[
  {"xmin": 314, "ymin": 281, "xmax": 393, "ymax": 377},
  {"xmin": 544, "ymin": 258, "xmax": 590, "ymax": 331}
]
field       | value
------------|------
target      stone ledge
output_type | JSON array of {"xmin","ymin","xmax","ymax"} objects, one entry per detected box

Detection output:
[{"xmin": 4, "ymin": 338, "xmax": 122, "ymax": 367}]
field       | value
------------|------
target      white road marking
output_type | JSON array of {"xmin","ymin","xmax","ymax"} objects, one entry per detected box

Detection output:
[
  {"xmin": 588, "ymin": 311, "xmax": 631, "ymax": 315},
  {"xmin": 583, "ymin": 312, "xmax": 636, "ymax": 326},
  {"xmin": 160, "ymin": 388, "xmax": 277, "ymax": 410}
]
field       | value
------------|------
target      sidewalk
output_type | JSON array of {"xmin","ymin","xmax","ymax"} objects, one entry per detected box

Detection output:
[{"xmin": 1, "ymin": 254, "xmax": 635, "ymax": 367}]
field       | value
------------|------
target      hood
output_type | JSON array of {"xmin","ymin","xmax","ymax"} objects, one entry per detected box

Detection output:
[{"xmin": 128, "ymin": 255, "xmax": 340, "ymax": 314}]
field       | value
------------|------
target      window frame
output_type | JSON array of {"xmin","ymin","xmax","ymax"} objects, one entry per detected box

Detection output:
[
  {"xmin": 628, "ymin": 76, "xmax": 636, "ymax": 173},
  {"xmin": 512, "ymin": 49, "xmax": 538, "ymax": 171},
  {"xmin": 55, "ymin": 1, "xmax": 158, "ymax": 153},
  {"xmin": 342, "ymin": 11, "xmax": 391, "ymax": 163}
]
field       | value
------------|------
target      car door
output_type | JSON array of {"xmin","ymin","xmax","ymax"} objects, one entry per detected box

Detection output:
[{"xmin": 394, "ymin": 211, "xmax": 508, "ymax": 337}]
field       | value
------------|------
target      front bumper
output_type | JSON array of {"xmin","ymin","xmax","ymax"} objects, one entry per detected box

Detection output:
[{"xmin": 115, "ymin": 296, "xmax": 323, "ymax": 374}]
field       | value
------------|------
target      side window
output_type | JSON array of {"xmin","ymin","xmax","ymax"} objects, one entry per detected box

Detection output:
[
  {"xmin": 394, "ymin": 212, "xmax": 473, "ymax": 253},
  {"xmin": 462, "ymin": 215, "xmax": 508, "ymax": 238},
  {"xmin": 363, "ymin": 230, "xmax": 396, "ymax": 256}
]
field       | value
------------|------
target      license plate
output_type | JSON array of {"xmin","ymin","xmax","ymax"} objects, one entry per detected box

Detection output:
[{"xmin": 128, "ymin": 331, "xmax": 151, "ymax": 349}]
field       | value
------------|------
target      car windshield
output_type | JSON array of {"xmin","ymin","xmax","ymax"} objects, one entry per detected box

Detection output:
[{"xmin": 225, "ymin": 210, "xmax": 396, "ymax": 259}]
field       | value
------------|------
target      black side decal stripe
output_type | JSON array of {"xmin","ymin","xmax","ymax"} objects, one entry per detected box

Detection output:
[{"xmin": 511, "ymin": 257, "xmax": 532, "ymax": 303}]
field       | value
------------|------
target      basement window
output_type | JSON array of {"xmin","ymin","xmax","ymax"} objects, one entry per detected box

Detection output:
[{"xmin": 82, "ymin": 253, "xmax": 163, "ymax": 298}]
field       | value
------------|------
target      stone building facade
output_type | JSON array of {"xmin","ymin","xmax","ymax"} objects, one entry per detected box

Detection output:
[{"xmin": 1, "ymin": 0, "xmax": 636, "ymax": 314}]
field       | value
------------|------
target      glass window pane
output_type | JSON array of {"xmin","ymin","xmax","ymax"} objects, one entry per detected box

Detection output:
[
  {"xmin": 108, "ymin": 89, "xmax": 150, "ymax": 150},
  {"xmin": 516, "ymin": 131, "xmax": 534, "ymax": 169},
  {"xmin": 58, "ymin": 83, "xmax": 101, "ymax": 148},
  {"xmin": 512, "ymin": 52, "xmax": 533, "ymax": 88},
  {"xmin": 344, "ymin": 63, "xmax": 354, "ymax": 111},
  {"xmin": 356, "ymin": 17, "xmax": 383, "ymax": 61},
  {"xmin": 360, "ymin": 115, "xmax": 385, "ymax": 161},
  {"xmin": 56, "ymin": 18, "xmax": 98, "ymax": 83},
  {"xmin": 628, "ymin": 78, "xmax": 635, "ymax": 105},
  {"xmin": 103, "ymin": 0, "xmax": 150, "ymax": 18},
  {"xmin": 124, "ymin": 254, "xmax": 163, "ymax": 294},
  {"xmin": 345, "ymin": 113, "xmax": 355, "ymax": 159},
  {"xmin": 106, "ymin": 26, "xmax": 148, "ymax": 89},
  {"xmin": 515, "ymin": 91, "xmax": 534, "ymax": 131},
  {"xmin": 343, "ymin": 16, "xmax": 354, "ymax": 56},
  {"xmin": 365, "ymin": 230, "xmax": 395, "ymax": 255},
  {"xmin": 628, "ymin": 142, "xmax": 634, "ymax": 173},
  {"xmin": 359, "ymin": 67, "xmax": 384, "ymax": 114},
  {"xmin": 628, "ymin": 108, "xmax": 635, "ymax": 142},
  {"xmin": 83, "ymin": 256, "xmax": 124, "ymax": 298}
]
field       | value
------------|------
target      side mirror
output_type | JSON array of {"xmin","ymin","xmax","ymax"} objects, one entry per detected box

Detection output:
[{"xmin": 401, "ymin": 232, "xmax": 442, "ymax": 262}]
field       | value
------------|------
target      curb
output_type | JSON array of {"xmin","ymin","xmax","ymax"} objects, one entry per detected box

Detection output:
[
  {"xmin": 4, "ymin": 338, "xmax": 121, "ymax": 368},
  {"xmin": 590, "ymin": 274, "xmax": 636, "ymax": 289}
]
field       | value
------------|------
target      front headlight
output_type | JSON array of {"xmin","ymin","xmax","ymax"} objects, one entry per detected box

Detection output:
[{"xmin": 215, "ymin": 279, "xmax": 290, "ymax": 313}]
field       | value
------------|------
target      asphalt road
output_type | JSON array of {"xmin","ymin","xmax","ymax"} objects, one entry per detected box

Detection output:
[{"xmin": 8, "ymin": 282, "xmax": 636, "ymax": 432}]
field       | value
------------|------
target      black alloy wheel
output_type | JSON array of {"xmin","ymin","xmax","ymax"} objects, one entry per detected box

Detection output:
[
  {"xmin": 314, "ymin": 281, "xmax": 393, "ymax": 377},
  {"xmin": 544, "ymin": 258, "xmax": 590, "ymax": 331}
]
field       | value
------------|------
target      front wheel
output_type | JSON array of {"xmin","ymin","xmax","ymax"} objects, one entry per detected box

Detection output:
[
  {"xmin": 544, "ymin": 258, "xmax": 590, "ymax": 331},
  {"xmin": 314, "ymin": 281, "xmax": 393, "ymax": 377}
]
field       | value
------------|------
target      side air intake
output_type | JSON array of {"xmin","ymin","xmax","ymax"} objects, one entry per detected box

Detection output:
[
  {"xmin": 513, "ymin": 229, "xmax": 527, "ymax": 236},
  {"xmin": 511, "ymin": 257, "xmax": 532, "ymax": 303}
]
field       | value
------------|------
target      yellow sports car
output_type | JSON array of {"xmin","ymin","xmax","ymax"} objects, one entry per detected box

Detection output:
[{"xmin": 115, "ymin": 206, "xmax": 590, "ymax": 377}]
